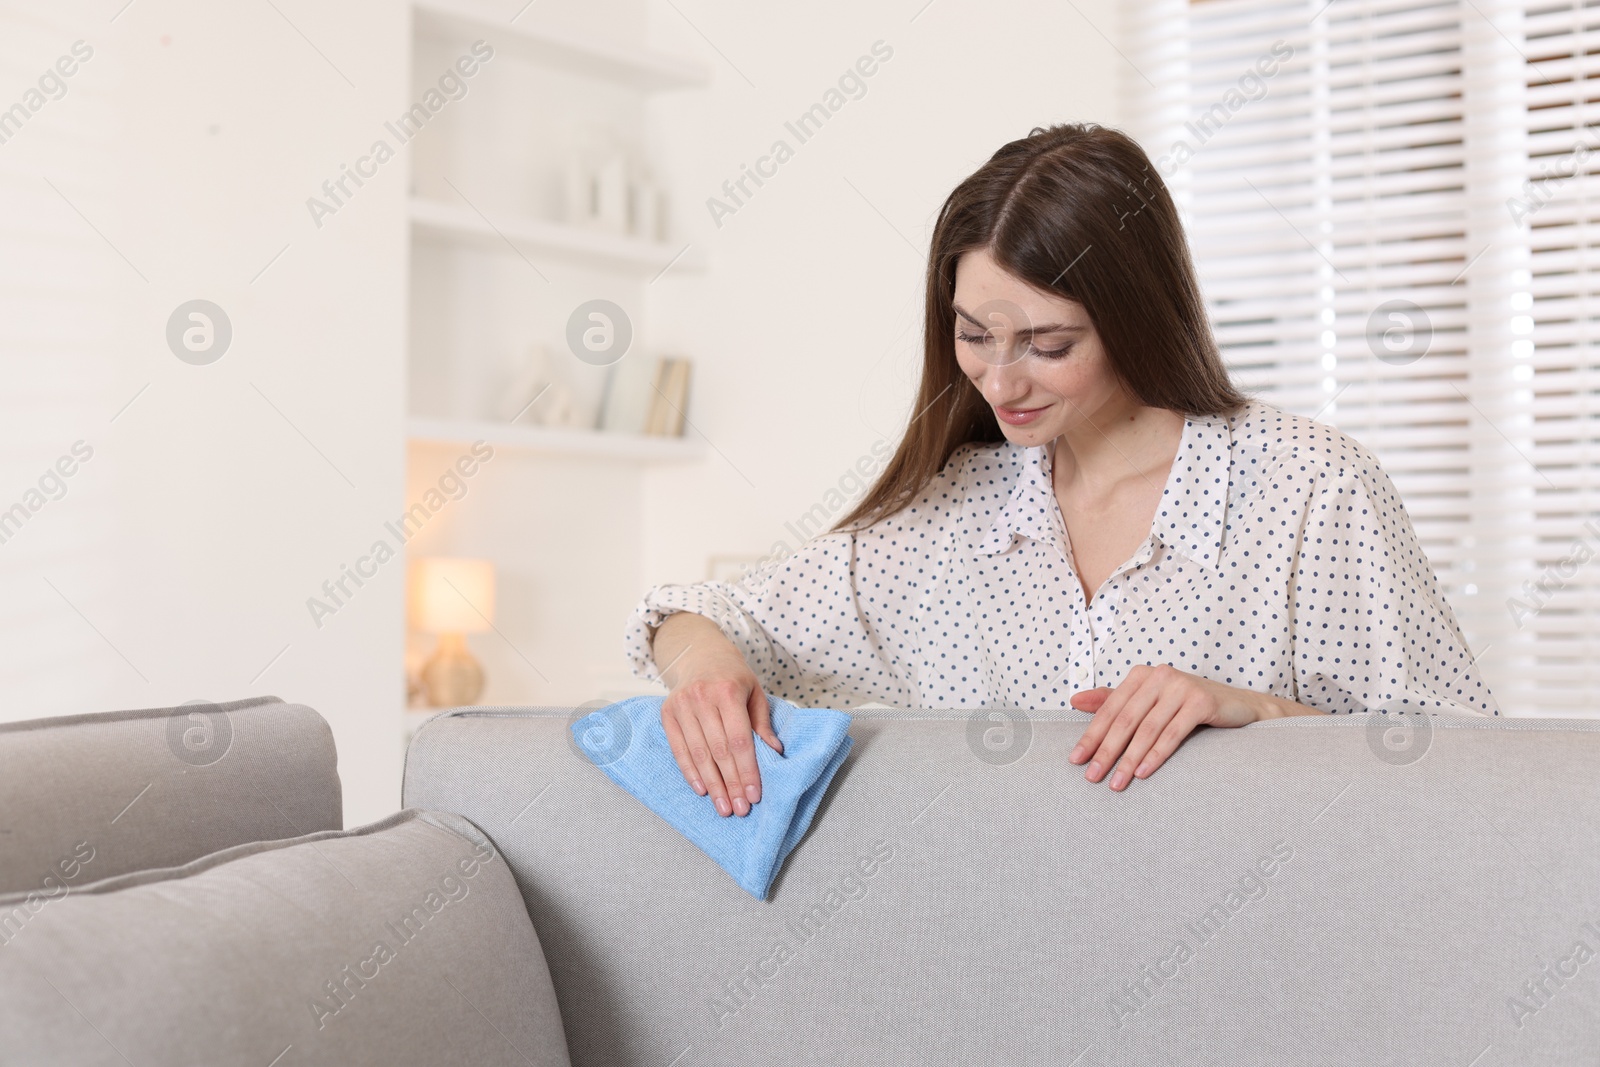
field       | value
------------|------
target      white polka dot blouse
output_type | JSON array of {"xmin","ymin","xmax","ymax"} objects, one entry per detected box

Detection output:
[{"xmin": 622, "ymin": 397, "xmax": 1501, "ymax": 716}]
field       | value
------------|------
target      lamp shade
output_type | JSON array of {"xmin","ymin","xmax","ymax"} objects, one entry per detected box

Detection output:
[{"xmin": 409, "ymin": 557, "xmax": 495, "ymax": 634}]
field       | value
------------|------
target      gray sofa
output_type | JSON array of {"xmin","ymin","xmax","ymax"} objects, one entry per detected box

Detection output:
[{"xmin": 4, "ymin": 695, "xmax": 1599, "ymax": 1065}]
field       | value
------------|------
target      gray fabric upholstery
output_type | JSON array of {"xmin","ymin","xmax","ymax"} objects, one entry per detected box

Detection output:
[
  {"xmin": 0, "ymin": 808, "xmax": 572, "ymax": 1067},
  {"xmin": 404, "ymin": 707, "xmax": 1600, "ymax": 1067},
  {"xmin": 0, "ymin": 694, "xmax": 341, "ymax": 895}
]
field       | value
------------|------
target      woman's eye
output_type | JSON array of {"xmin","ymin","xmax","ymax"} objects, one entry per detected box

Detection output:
[
  {"xmin": 956, "ymin": 330, "xmax": 1073, "ymax": 359},
  {"xmin": 1028, "ymin": 341, "xmax": 1073, "ymax": 359}
]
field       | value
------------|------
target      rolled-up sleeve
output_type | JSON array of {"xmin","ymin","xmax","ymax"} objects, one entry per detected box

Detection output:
[
  {"xmin": 621, "ymin": 533, "xmax": 908, "ymax": 709},
  {"xmin": 1290, "ymin": 456, "xmax": 1500, "ymax": 716},
  {"xmin": 622, "ymin": 445, "xmax": 978, "ymax": 709},
  {"xmin": 622, "ymin": 549, "xmax": 807, "ymax": 694}
]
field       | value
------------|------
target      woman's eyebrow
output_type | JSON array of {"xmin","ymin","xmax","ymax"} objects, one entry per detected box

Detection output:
[{"xmin": 951, "ymin": 303, "xmax": 1086, "ymax": 335}]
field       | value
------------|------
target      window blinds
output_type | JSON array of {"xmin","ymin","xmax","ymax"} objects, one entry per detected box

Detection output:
[
  {"xmin": 1124, "ymin": 0, "xmax": 1600, "ymax": 717},
  {"xmin": 1514, "ymin": 1, "xmax": 1600, "ymax": 714}
]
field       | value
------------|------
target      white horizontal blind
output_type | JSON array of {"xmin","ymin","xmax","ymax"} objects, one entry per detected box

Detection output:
[
  {"xmin": 1125, "ymin": 0, "xmax": 1571, "ymax": 715},
  {"xmin": 1517, "ymin": 0, "xmax": 1600, "ymax": 713}
]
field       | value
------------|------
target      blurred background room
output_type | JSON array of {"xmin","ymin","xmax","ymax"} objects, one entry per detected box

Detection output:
[{"xmin": 3, "ymin": 0, "xmax": 1596, "ymax": 825}]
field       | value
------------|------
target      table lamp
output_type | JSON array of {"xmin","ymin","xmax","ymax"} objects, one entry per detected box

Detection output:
[{"xmin": 409, "ymin": 557, "xmax": 495, "ymax": 707}]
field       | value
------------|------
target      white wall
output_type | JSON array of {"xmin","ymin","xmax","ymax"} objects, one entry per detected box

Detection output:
[
  {"xmin": 638, "ymin": 0, "xmax": 1124, "ymax": 592},
  {"xmin": 0, "ymin": 0, "xmax": 410, "ymax": 826},
  {"xmin": 0, "ymin": 0, "xmax": 1125, "ymax": 825}
]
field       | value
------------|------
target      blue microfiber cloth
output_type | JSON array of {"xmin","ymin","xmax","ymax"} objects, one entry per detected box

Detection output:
[{"xmin": 571, "ymin": 693, "xmax": 853, "ymax": 900}]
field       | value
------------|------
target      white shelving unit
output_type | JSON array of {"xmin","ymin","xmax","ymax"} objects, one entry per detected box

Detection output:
[
  {"xmin": 400, "ymin": 1, "xmax": 710, "ymax": 745},
  {"xmin": 407, "ymin": 415, "xmax": 705, "ymax": 462},
  {"xmin": 410, "ymin": 196, "xmax": 706, "ymax": 277},
  {"xmin": 412, "ymin": 0, "xmax": 710, "ymax": 91}
]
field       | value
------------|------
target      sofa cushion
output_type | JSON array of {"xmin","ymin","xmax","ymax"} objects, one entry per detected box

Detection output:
[
  {"xmin": 0, "ymin": 808, "xmax": 571, "ymax": 1067},
  {"xmin": 404, "ymin": 707, "xmax": 1600, "ymax": 1067},
  {"xmin": 0, "ymin": 694, "xmax": 340, "ymax": 895}
]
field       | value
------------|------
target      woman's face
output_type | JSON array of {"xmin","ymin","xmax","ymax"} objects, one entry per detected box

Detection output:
[{"xmin": 951, "ymin": 246, "xmax": 1128, "ymax": 441}]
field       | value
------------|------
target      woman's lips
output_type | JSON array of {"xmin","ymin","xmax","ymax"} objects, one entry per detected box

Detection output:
[{"xmin": 996, "ymin": 403, "xmax": 1049, "ymax": 425}]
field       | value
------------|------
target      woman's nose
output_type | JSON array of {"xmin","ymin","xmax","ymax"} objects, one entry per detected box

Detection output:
[{"xmin": 978, "ymin": 348, "xmax": 1030, "ymax": 405}]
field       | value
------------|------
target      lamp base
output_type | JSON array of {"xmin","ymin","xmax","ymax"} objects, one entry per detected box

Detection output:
[{"xmin": 421, "ymin": 632, "xmax": 485, "ymax": 707}]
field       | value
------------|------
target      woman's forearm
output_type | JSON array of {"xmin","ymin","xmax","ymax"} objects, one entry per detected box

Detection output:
[{"xmin": 649, "ymin": 611, "xmax": 744, "ymax": 689}]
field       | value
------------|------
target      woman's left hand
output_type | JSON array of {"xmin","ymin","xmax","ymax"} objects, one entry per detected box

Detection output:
[{"xmin": 1067, "ymin": 664, "xmax": 1276, "ymax": 790}]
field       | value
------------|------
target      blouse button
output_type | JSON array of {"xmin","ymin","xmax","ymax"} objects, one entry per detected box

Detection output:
[{"xmin": 1070, "ymin": 664, "xmax": 1089, "ymax": 683}]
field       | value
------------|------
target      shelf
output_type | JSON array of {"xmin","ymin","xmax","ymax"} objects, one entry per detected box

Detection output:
[
  {"xmin": 407, "ymin": 416, "xmax": 706, "ymax": 463},
  {"xmin": 412, "ymin": 0, "xmax": 712, "ymax": 92},
  {"xmin": 410, "ymin": 197, "xmax": 705, "ymax": 277}
]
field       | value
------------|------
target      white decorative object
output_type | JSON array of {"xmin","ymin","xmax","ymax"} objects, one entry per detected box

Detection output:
[
  {"xmin": 563, "ymin": 158, "xmax": 595, "ymax": 228},
  {"xmin": 594, "ymin": 153, "xmax": 629, "ymax": 235},
  {"xmin": 495, "ymin": 342, "xmax": 589, "ymax": 429},
  {"xmin": 495, "ymin": 342, "xmax": 554, "ymax": 422},
  {"xmin": 532, "ymin": 381, "xmax": 577, "ymax": 427},
  {"xmin": 627, "ymin": 175, "xmax": 659, "ymax": 241},
  {"xmin": 655, "ymin": 186, "xmax": 670, "ymax": 242},
  {"xmin": 557, "ymin": 126, "xmax": 667, "ymax": 243}
]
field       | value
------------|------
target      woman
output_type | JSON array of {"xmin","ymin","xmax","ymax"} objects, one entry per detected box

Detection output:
[{"xmin": 623, "ymin": 122, "xmax": 1499, "ymax": 818}]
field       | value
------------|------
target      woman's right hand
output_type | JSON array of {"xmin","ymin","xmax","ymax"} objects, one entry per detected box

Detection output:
[{"xmin": 660, "ymin": 652, "xmax": 784, "ymax": 818}]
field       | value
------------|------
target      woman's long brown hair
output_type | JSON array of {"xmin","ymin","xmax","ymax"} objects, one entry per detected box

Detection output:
[{"xmin": 829, "ymin": 121, "xmax": 1248, "ymax": 535}]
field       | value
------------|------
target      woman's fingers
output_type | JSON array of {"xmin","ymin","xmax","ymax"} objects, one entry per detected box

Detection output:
[
  {"xmin": 1067, "ymin": 666, "xmax": 1253, "ymax": 788},
  {"xmin": 1081, "ymin": 669, "xmax": 1166, "ymax": 785},
  {"xmin": 1069, "ymin": 687, "xmax": 1112, "ymax": 713},
  {"xmin": 697, "ymin": 701, "xmax": 750, "ymax": 817},
  {"xmin": 748, "ymin": 685, "xmax": 782, "ymax": 757},
  {"xmin": 1130, "ymin": 700, "xmax": 1199, "ymax": 782},
  {"xmin": 1112, "ymin": 689, "xmax": 1190, "ymax": 789},
  {"xmin": 665, "ymin": 678, "xmax": 758, "ymax": 817},
  {"xmin": 660, "ymin": 707, "xmax": 705, "ymax": 796},
  {"xmin": 713, "ymin": 693, "xmax": 759, "ymax": 812},
  {"xmin": 671, "ymin": 707, "xmax": 732, "ymax": 815},
  {"xmin": 1068, "ymin": 665, "xmax": 1151, "ymax": 769}
]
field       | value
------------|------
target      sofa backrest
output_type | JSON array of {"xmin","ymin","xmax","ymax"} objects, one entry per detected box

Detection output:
[
  {"xmin": 0, "ymin": 694, "xmax": 340, "ymax": 895},
  {"xmin": 404, "ymin": 706, "xmax": 1600, "ymax": 1067}
]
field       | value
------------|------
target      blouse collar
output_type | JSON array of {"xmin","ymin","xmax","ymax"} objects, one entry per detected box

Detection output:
[{"xmin": 974, "ymin": 409, "xmax": 1233, "ymax": 570}]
